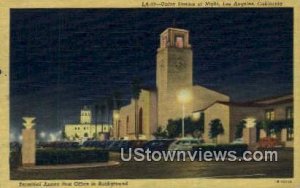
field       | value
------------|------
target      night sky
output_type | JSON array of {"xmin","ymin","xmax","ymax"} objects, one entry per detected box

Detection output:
[{"xmin": 10, "ymin": 9, "xmax": 293, "ymax": 136}]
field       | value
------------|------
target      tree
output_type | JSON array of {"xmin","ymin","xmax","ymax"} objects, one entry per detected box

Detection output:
[
  {"xmin": 152, "ymin": 127, "xmax": 168, "ymax": 138},
  {"xmin": 93, "ymin": 105, "xmax": 99, "ymax": 140},
  {"xmin": 62, "ymin": 130, "xmax": 68, "ymax": 140},
  {"xmin": 106, "ymin": 95, "xmax": 114, "ymax": 125},
  {"xmin": 209, "ymin": 119, "xmax": 224, "ymax": 144},
  {"xmin": 194, "ymin": 112, "xmax": 205, "ymax": 132},
  {"xmin": 235, "ymin": 120, "xmax": 246, "ymax": 139},
  {"xmin": 100, "ymin": 103, "xmax": 106, "ymax": 134},
  {"xmin": 166, "ymin": 119, "xmax": 180, "ymax": 138},
  {"xmin": 112, "ymin": 90, "xmax": 122, "ymax": 110},
  {"xmin": 166, "ymin": 117, "xmax": 203, "ymax": 138},
  {"xmin": 84, "ymin": 132, "xmax": 89, "ymax": 137},
  {"xmin": 256, "ymin": 120, "xmax": 271, "ymax": 136},
  {"xmin": 131, "ymin": 77, "xmax": 141, "ymax": 140}
]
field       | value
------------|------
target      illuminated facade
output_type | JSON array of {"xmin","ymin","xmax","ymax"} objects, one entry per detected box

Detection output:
[
  {"xmin": 64, "ymin": 106, "xmax": 112, "ymax": 141},
  {"xmin": 112, "ymin": 28, "xmax": 229, "ymax": 141},
  {"xmin": 112, "ymin": 27, "xmax": 293, "ymax": 145}
]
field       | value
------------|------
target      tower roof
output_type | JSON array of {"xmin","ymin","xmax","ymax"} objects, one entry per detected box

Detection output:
[
  {"xmin": 160, "ymin": 28, "xmax": 189, "ymax": 35},
  {"xmin": 159, "ymin": 27, "xmax": 191, "ymax": 49}
]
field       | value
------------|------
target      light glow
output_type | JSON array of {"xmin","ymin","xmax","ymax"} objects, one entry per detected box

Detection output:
[
  {"xmin": 177, "ymin": 89, "xmax": 192, "ymax": 104},
  {"xmin": 244, "ymin": 117, "xmax": 256, "ymax": 128},
  {"xmin": 113, "ymin": 113, "xmax": 120, "ymax": 120},
  {"xmin": 40, "ymin": 131, "xmax": 46, "ymax": 138},
  {"xmin": 22, "ymin": 117, "xmax": 36, "ymax": 129},
  {"xmin": 192, "ymin": 112, "xmax": 201, "ymax": 121}
]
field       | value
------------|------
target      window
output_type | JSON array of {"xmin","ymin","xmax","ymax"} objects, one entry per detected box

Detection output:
[
  {"xmin": 265, "ymin": 109, "xmax": 275, "ymax": 120},
  {"xmin": 175, "ymin": 36, "xmax": 184, "ymax": 48},
  {"xmin": 286, "ymin": 106, "xmax": 293, "ymax": 120}
]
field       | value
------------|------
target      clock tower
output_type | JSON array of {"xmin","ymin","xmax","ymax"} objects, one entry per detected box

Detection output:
[{"xmin": 156, "ymin": 28, "xmax": 193, "ymax": 128}]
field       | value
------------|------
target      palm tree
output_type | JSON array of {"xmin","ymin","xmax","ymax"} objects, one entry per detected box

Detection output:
[
  {"xmin": 112, "ymin": 90, "xmax": 122, "ymax": 110},
  {"xmin": 94, "ymin": 105, "xmax": 99, "ymax": 140},
  {"xmin": 111, "ymin": 90, "xmax": 122, "ymax": 139},
  {"xmin": 131, "ymin": 77, "xmax": 141, "ymax": 140},
  {"xmin": 100, "ymin": 103, "xmax": 106, "ymax": 136},
  {"xmin": 105, "ymin": 96, "xmax": 114, "ymax": 125}
]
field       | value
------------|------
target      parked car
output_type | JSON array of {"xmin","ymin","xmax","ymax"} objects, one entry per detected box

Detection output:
[
  {"xmin": 106, "ymin": 140, "xmax": 123, "ymax": 151},
  {"xmin": 231, "ymin": 138, "xmax": 243, "ymax": 144},
  {"xmin": 168, "ymin": 138, "xmax": 204, "ymax": 151},
  {"xmin": 143, "ymin": 139, "xmax": 175, "ymax": 151},
  {"xmin": 107, "ymin": 140, "xmax": 147, "ymax": 152}
]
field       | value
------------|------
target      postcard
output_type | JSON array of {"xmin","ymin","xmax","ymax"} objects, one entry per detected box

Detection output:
[{"xmin": 0, "ymin": 0, "xmax": 299, "ymax": 187}]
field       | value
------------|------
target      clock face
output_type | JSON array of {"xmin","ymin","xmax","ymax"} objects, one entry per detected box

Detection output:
[{"xmin": 175, "ymin": 59, "xmax": 186, "ymax": 71}]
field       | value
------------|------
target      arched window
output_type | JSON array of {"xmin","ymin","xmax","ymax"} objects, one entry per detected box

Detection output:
[
  {"xmin": 139, "ymin": 108, "xmax": 143, "ymax": 134},
  {"xmin": 175, "ymin": 36, "xmax": 184, "ymax": 48},
  {"xmin": 126, "ymin": 116, "xmax": 129, "ymax": 134}
]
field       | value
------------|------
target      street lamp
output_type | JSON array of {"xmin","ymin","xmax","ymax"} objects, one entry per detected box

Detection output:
[
  {"xmin": 18, "ymin": 135, "xmax": 23, "ymax": 142},
  {"xmin": 244, "ymin": 117, "xmax": 256, "ymax": 128},
  {"xmin": 113, "ymin": 112, "xmax": 120, "ymax": 140},
  {"xmin": 40, "ymin": 131, "xmax": 46, "ymax": 141},
  {"xmin": 49, "ymin": 133, "xmax": 56, "ymax": 142},
  {"xmin": 10, "ymin": 133, "xmax": 15, "ymax": 142},
  {"xmin": 177, "ymin": 89, "xmax": 192, "ymax": 138}
]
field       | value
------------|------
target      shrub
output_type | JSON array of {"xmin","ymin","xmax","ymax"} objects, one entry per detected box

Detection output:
[
  {"xmin": 152, "ymin": 126, "xmax": 168, "ymax": 139},
  {"xmin": 258, "ymin": 137, "xmax": 281, "ymax": 148},
  {"xmin": 10, "ymin": 151, "xmax": 21, "ymax": 168},
  {"xmin": 166, "ymin": 115, "xmax": 204, "ymax": 138},
  {"xmin": 36, "ymin": 148, "xmax": 109, "ymax": 165},
  {"xmin": 9, "ymin": 142, "xmax": 22, "ymax": 168}
]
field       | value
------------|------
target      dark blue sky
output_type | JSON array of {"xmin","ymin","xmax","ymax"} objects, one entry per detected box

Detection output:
[{"xmin": 10, "ymin": 9, "xmax": 293, "ymax": 134}]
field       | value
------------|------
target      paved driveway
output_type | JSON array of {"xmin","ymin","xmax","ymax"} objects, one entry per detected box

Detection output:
[{"xmin": 10, "ymin": 149, "xmax": 293, "ymax": 179}]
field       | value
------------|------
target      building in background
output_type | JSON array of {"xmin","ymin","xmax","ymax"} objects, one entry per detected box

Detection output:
[{"xmin": 64, "ymin": 106, "xmax": 112, "ymax": 141}]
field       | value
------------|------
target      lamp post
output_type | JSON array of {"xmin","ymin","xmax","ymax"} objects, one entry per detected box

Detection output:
[
  {"xmin": 113, "ymin": 112, "xmax": 120, "ymax": 140},
  {"xmin": 177, "ymin": 89, "xmax": 192, "ymax": 138},
  {"xmin": 39, "ymin": 131, "xmax": 46, "ymax": 142}
]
